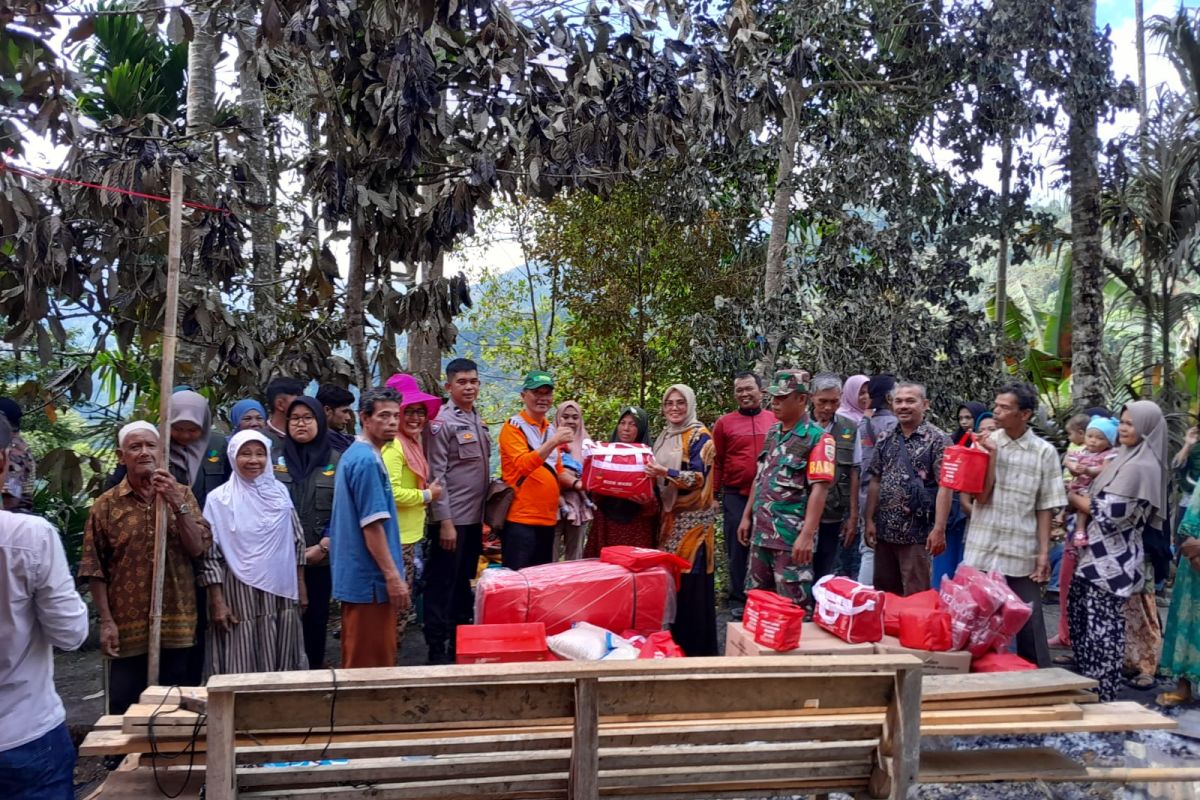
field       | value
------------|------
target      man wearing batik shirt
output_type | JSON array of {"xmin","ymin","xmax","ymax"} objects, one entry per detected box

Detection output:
[
  {"xmin": 78, "ymin": 421, "xmax": 212, "ymax": 714},
  {"xmin": 865, "ymin": 382, "xmax": 953, "ymax": 596},
  {"xmin": 737, "ymin": 372, "xmax": 836, "ymax": 605}
]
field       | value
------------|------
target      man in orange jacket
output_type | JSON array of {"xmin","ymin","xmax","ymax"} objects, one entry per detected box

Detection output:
[{"xmin": 499, "ymin": 371, "xmax": 578, "ymax": 570}]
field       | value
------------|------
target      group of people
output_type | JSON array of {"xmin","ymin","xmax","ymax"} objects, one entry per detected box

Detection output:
[{"xmin": 4, "ymin": 362, "xmax": 1200, "ymax": 799}]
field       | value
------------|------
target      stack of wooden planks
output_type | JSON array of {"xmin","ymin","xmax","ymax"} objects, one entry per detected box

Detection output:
[{"xmin": 79, "ymin": 665, "xmax": 1189, "ymax": 799}]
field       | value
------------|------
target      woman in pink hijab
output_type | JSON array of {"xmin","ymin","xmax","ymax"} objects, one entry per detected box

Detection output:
[
  {"xmin": 554, "ymin": 401, "xmax": 594, "ymax": 560},
  {"xmin": 837, "ymin": 375, "xmax": 870, "ymax": 424}
]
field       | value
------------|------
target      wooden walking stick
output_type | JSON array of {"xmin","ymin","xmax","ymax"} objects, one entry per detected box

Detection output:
[{"xmin": 148, "ymin": 164, "xmax": 184, "ymax": 686}]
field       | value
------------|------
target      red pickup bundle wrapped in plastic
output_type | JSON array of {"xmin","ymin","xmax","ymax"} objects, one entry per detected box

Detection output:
[
  {"xmin": 583, "ymin": 442, "xmax": 655, "ymax": 503},
  {"xmin": 940, "ymin": 565, "xmax": 1032, "ymax": 655},
  {"xmin": 812, "ymin": 576, "xmax": 884, "ymax": 644},
  {"xmin": 474, "ymin": 560, "xmax": 676, "ymax": 636},
  {"xmin": 882, "ymin": 589, "xmax": 942, "ymax": 637}
]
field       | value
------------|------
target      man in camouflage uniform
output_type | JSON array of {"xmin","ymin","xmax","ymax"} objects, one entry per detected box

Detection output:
[{"xmin": 737, "ymin": 372, "xmax": 836, "ymax": 605}]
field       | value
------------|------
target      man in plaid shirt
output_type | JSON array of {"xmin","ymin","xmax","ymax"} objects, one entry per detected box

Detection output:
[{"xmin": 963, "ymin": 381, "xmax": 1067, "ymax": 667}]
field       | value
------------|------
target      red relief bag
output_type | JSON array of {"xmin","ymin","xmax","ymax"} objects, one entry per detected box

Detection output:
[
  {"xmin": 882, "ymin": 589, "xmax": 942, "ymax": 637},
  {"xmin": 752, "ymin": 601, "xmax": 805, "ymax": 651},
  {"xmin": 812, "ymin": 576, "xmax": 885, "ymax": 644},
  {"xmin": 583, "ymin": 442, "xmax": 655, "ymax": 503},
  {"xmin": 744, "ymin": 589, "xmax": 794, "ymax": 636},
  {"xmin": 939, "ymin": 434, "xmax": 989, "ymax": 494},
  {"xmin": 897, "ymin": 607, "xmax": 954, "ymax": 651},
  {"xmin": 601, "ymin": 546, "xmax": 692, "ymax": 589}
]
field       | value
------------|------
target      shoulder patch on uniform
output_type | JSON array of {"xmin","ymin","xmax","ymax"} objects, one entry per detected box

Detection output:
[
  {"xmin": 322, "ymin": 463, "xmax": 336, "ymax": 476},
  {"xmin": 429, "ymin": 421, "xmax": 444, "ymax": 435},
  {"xmin": 207, "ymin": 448, "xmax": 219, "ymax": 462},
  {"xmin": 274, "ymin": 464, "xmax": 289, "ymax": 473}
]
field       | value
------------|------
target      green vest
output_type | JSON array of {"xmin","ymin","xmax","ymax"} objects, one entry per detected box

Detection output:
[
  {"xmin": 275, "ymin": 449, "xmax": 341, "ymax": 550},
  {"xmin": 821, "ymin": 414, "xmax": 858, "ymax": 522}
]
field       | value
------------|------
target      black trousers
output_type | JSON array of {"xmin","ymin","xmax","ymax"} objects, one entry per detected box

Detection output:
[
  {"xmin": 302, "ymin": 565, "xmax": 333, "ymax": 669},
  {"xmin": 107, "ymin": 648, "xmax": 191, "ymax": 715},
  {"xmin": 501, "ymin": 521, "xmax": 555, "ymax": 572},
  {"xmin": 1005, "ymin": 574, "xmax": 1050, "ymax": 668},
  {"xmin": 423, "ymin": 522, "xmax": 484, "ymax": 650},
  {"xmin": 813, "ymin": 518, "xmax": 845, "ymax": 583},
  {"xmin": 721, "ymin": 492, "xmax": 751, "ymax": 607},
  {"xmin": 672, "ymin": 544, "xmax": 718, "ymax": 656}
]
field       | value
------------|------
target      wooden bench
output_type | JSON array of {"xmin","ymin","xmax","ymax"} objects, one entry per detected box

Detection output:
[{"xmin": 203, "ymin": 654, "xmax": 924, "ymax": 800}]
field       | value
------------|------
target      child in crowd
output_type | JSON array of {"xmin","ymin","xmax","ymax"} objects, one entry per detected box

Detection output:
[
  {"xmin": 1062, "ymin": 413, "xmax": 1089, "ymax": 481},
  {"xmin": 1049, "ymin": 415, "xmax": 1118, "ymax": 654}
]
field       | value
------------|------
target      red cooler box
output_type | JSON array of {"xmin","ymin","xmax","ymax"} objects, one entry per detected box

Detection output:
[
  {"xmin": 475, "ymin": 561, "xmax": 676, "ymax": 636},
  {"xmin": 456, "ymin": 623, "xmax": 550, "ymax": 664}
]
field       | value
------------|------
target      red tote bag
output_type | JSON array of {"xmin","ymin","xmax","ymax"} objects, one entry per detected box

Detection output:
[
  {"xmin": 583, "ymin": 443, "xmax": 655, "ymax": 503},
  {"xmin": 939, "ymin": 434, "xmax": 989, "ymax": 494}
]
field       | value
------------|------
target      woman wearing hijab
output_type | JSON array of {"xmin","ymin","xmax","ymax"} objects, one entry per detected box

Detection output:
[
  {"xmin": 554, "ymin": 401, "xmax": 595, "ymax": 560},
  {"xmin": 230, "ymin": 399, "xmax": 268, "ymax": 433},
  {"xmin": 1159, "ymin": 480, "xmax": 1200, "ymax": 707},
  {"xmin": 199, "ymin": 430, "xmax": 307, "ymax": 675},
  {"xmin": 583, "ymin": 407, "xmax": 659, "ymax": 557},
  {"xmin": 932, "ymin": 401, "xmax": 990, "ymax": 586},
  {"xmin": 382, "ymin": 374, "xmax": 443, "ymax": 645},
  {"xmin": 167, "ymin": 389, "xmax": 232, "ymax": 510},
  {"xmin": 1066, "ymin": 401, "xmax": 1167, "ymax": 701},
  {"xmin": 836, "ymin": 375, "xmax": 870, "ymax": 425},
  {"xmin": 646, "ymin": 385, "xmax": 719, "ymax": 656},
  {"xmin": 276, "ymin": 396, "xmax": 339, "ymax": 669}
]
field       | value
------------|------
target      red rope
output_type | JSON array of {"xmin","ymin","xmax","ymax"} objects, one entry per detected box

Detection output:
[{"xmin": 0, "ymin": 159, "xmax": 231, "ymax": 215}]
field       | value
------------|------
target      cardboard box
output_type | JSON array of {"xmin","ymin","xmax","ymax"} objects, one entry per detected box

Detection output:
[
  {"xmin": 456, "ymin": 623, "xmax": 551, "ymax": 664},
  {"xmin": 724, "ymin": 621, "xmax": 875, "ymax": 657},
  {"xmin": 873, "ymin": 635, "xmax": 972, "ymax": 674}
]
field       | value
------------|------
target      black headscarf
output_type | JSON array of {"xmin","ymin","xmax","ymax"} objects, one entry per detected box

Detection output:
[
  {"xmin": 955, "ymin": 401, "xmax": 988, "ymax": 444},
  {"xmin": 595, "ymin": 406, "xmax": 653, "ymax": 523},
  {"xmin": 281, "ymin": 396, "xmax": 332, "ymax": 484}
]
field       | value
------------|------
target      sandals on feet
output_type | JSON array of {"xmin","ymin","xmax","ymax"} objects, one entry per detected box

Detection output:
[
  {"xmin": 1156, "ymin": 690, "xmax": 1193, "ymax": 708},
  {"xmin": 1129, "ymin": 674, "xmax": 1157, "ymax": 690}
]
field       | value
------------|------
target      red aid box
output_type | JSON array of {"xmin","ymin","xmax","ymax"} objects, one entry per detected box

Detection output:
[
  {"xmin": 456, "ymin": 623, "xmax": 550, "ymax": 664},
  {"xmin": 812, "ymin": 576, "xmax": 885, "ymax": 644},
  {"xmin": 601, "ymin": 546, "xmax": 691, "ymax": 588},
  {"xmin": 883, "ymin": 589, "xmax": 941, "ymax": 637},
  {"xmin": 584, "ymin": 443, "xmax": 655, "ymax": 503},
  {"xmin": 897, "ymin": 607, "xmax": 953, "ymax": 652},
  {"xmin": 474, "ymin": 560, "xmax": 676, "ymax": 636}
]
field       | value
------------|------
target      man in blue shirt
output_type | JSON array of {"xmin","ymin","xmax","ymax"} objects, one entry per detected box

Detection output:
[{"xmin": 330, "ymin": 386, "xmax": 410, "ymax": 668}]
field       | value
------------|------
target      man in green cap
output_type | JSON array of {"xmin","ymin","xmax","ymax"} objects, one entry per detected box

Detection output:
[
  {"xmin": 499, "ymin": 370, "xmax": 577, "ymax": 569},
  {"xmin": 736, "ymin": 370, "xmax": 836, "ymax": 605}
]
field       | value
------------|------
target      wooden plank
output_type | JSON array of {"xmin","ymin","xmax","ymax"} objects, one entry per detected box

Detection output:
[
  {"xmin": 596, "ymin": 673, "xmax": 893, "ymax": 718},
  {"xmin": 206, "ymin": 689, "xmax": 237, "ymax": 800},
  {"xmin": 887, "ymin": 667, "xmax": 922, "ymax": 800},
  {"xmin": 140, "ymin": 686, "xmax": 207, "ymax": 704},
  {"xmin": 922, "ymin": 701, "xmax": 1176, "ymax": 736},
  {"xmin": 570, "ymin": 677, "xmax": 599, "ymax": 800},
  {"xmin": 241, "ymin": 773, "xmax": 568, "ymax": 800},
  {"xmin": 235, "ymin": 740, "xmax": 881, "ymax": 788},
  {"xmin": 922, "ymin": 690, "xmax": 1097, "ymax": 711},
  {"xmin": 205, "ymin": 655, "xmax": 922, "ymax": 694},
  {"xmin": 921, "ymin": 668, "xmax": 1096, "ymax": 702},
  {"xmin": 919, "ymin": 747, "xmax": 1087, "ymax": 782},
  {"xmin": 598, "ymin": 762, "xmax": 869, "ymax": 789},
  {"xmin": 234, "ymin": 682, "xmax": 575, "ymax": 730},
  {"xmin": 238, "ymin": 774, "xmax": 868, "ymax": 800}
]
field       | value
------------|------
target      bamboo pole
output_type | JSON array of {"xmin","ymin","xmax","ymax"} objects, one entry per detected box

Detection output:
[{"xmin": 148, "ymin": 165, "xmax": 185, "ymax": 686}]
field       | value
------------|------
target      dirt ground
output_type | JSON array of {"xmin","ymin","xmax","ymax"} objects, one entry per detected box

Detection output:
[{"xmin": 61, "ymin": 600, "xmax": 1195, "ymax": 799}]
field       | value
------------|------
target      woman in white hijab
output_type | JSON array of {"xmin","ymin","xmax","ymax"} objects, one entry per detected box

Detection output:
[
  {"xmin": 647, "ymin": 384, "xmax": 718, "ymax": 656},
  {"xmin": 198, "ymin": 430, "xmax": 308, "ymax": 675}
]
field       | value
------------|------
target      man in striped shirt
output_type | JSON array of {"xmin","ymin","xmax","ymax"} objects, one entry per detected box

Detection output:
[{"xmin": 963, "ymin": 382, "xmax": 1067, "ymax": 667}]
